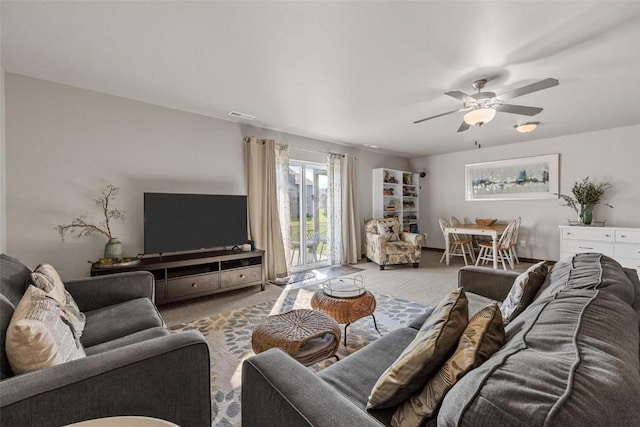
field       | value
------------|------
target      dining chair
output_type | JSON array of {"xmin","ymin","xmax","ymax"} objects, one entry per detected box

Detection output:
[
  {"xmin": 449, "ymin": 216, "xmax": 477, "ymax": 260},
  {"xmin": 509, "ymin": 217, "xmax": 522, "ymax": 265},
  {"xmin": 475, "ymin": 219, "xmax": 517, "ymax": 270},
  {"xmin": 439, "ymin": 218, "xmax": 474, "ymax": 266}
]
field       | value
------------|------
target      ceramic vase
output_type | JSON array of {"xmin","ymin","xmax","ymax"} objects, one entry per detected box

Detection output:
[{"xmin": 104, "ymin": 238, "xmax": 123, "ymax": 261}]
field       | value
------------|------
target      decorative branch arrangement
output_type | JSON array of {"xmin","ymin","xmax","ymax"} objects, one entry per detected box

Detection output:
[
  {"xmin": 55, "ymin": 185, "xmax": 125, "ymax": 241},
  {"xmin": 557, "ymin": 177, "xmax": 613, "ymax": 223}
]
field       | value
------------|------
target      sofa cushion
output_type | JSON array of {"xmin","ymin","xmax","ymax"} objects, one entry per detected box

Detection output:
[
  {"xmin": 318, "ymin": 327, "xmax": 418, "ymax": 424},
  {"xmin": 80, "ymin": 297, "xmax": 164, "ymax": 348},
  {"xmin": 27, "ymin": 263, "xmax": 86, "ymax": 336},
  {"xmin": 6, "ymin": 285, "xmax": 86, "ymax": 375},
  {"xmin": 535, "ymin": 253, "xmax": 635, "ymax": 305},
  {"xmin": 500, "ymin": 261, "xmax": 548, "ymax": 324},
  {"xmin": 84, "ymin": 327, "xmax": 171, "ymax": 355},
  {"xmin": 392, "ymin": 303, "xmax": 504, "ymax": 427},
  {"xmin": 367, "ymin": 288, "xmax": 468, "ymax": 409},
  {"xmin": 437, "ymin": 253, "xmax": 640, "ymax": 427},
  {"xmin": 382, "ymin": 241, "xmax": 415, "ymax": 256}
]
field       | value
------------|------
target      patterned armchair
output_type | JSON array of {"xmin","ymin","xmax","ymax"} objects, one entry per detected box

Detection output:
[{"xmin": 364, "ymin": 218, "xmax": 424, "ymax": 270}]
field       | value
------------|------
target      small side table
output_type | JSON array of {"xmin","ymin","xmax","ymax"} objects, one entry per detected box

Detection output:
[{"xmin": 311, "ymin": 289, "xmax": 379, "ymax": 346}]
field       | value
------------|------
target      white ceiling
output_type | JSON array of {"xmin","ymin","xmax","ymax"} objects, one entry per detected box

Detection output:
[{"xmin": 2, "ymin": 1, "xmax": 640, "ymax": 157}]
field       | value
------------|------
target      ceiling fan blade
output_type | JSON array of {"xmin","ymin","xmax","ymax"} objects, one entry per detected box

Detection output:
[
  {"xmin": 457, "ymin": 121, "xmax": 471, "ymax": 132},
  {"xmin": 413, "ymin": 109, "xmax": 462, "ymax": 124},
  {"xmin": 444, "ymin": 91, "xmax": 475, "ymax": 103},
  {"xmin": 498, "ymin": 78, "xmax": 559, "ymax": 99},
  {"xmin": 494, "ymin": 104, "xmax": 543, "ymax": 116}
]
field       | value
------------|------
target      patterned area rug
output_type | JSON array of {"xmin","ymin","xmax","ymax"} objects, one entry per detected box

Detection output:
[{"xmin": 170, "ymin": 285, "xmax": 430, "ymax": 427}]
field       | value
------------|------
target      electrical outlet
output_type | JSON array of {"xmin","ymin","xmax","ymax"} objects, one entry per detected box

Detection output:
[{"xmin": 519, "ymin": 240, "xmax": 526, "ymax": 248}]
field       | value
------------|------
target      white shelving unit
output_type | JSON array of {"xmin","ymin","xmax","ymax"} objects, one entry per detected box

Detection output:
[{"xmin": 372, "ymin": 168, "xmax": 420, "ymax": 233}]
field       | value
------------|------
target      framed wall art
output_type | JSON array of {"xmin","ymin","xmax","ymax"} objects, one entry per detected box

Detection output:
[{"xmin": 465, "ymin": 154, "xmax": 559, "ymax": 201}]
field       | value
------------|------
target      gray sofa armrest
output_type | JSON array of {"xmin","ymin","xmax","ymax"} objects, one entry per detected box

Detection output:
[
  {"xmin": 458, "ymin": 266, "xmax": 520, "ymax": 302},
  {"xmin": 65, "ymin": 271, "xmax": 155, "ymax": 311},
  {"xmin": 0, "ymin": 330, "xmax": 210, "ymax": 427},
  {"xmin": 242, "ymin": 348, "xmax": 383, "ymax": 427}
]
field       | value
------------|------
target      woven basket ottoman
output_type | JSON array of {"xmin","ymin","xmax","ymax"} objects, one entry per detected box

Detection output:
[{"xmin": 251, "ymin": 309, "xmax": 341, "ymax": 366}]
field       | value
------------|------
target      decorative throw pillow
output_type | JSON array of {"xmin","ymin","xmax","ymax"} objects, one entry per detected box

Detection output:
[
  {"xmin": 27, "ymin": 263, "xmax": 86, "ymax": 336},
  {"xmin": 367, "ymin": 288, "xmax": 468, "ymax": 409},
  {"xmin": 500, "ymin": 261, "xmax": 548, "ymax": 324},
  {"xmin": 391, "ymin": 303, "xmax": 505, "ymax": 427},
  {"xmin": 377, "ymin": 220, "xmax": 399, "ymax": 242},
  {"xmin": 6, "ymin": 285, "xmax": 86, "ymax": 375}
]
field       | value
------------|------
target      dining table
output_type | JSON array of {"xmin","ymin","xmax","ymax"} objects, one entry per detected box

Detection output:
[{"xmin": 444, "ymin": 223, "xmax": 507, "ymax": 269}]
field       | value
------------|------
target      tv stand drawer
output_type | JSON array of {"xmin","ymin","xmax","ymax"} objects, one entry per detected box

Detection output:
[
  {"xmin": 221, "ymin": 266, "xmax": 262, "ymax": 288},
  {"xmin": 167, "ymin": 272, "xmax": 220, "ymax": 298}
]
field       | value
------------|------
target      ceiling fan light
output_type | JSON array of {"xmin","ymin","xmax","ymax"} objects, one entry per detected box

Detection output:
[
  {"xmin": 463, "ymin": 108, "xmax": 496, "ymax": 126},
  {"xmin": 514, "ymin": 122, "xmax": 540, "ymax": 133}
]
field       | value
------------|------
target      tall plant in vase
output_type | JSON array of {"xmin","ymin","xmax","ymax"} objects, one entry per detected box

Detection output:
[
  {"xmin": 56, "ymin": 184, "xmax": 126, "ymax": 260},
  {"xmin": 557, "ymin": 177, "xmax": 613, "ymax": 225}
]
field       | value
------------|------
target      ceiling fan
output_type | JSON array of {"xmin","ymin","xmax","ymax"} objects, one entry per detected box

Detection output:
[{"xmin": 414, "ymin": 78, "xmax": 559, "ymax": 132}]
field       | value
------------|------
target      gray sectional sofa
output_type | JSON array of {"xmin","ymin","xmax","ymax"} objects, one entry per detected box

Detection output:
[
  {"xmin": 0, "ymin": 254, "xmax": 212, "ymax": 427},
  {"xmin": 242, "ymin": 253, "xmax": 640, "ymax": 426}
]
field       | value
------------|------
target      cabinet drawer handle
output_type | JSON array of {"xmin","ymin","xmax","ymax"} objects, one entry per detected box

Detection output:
[
  {"xmin": 191, "ymin": 283, "xmax": 198, "ymax": 288},
  {"xmin": 605, "ymin": 234, "xmax": 611, "ymax": 237},
  {"xmin": 620, "ymin": 235, "xmax": 627, "ymax": 238},
  {"xmin": 579, "ymin": 246, "xmax": 594, "ymax": 250},
  {"xmin": 239, "ymin": 274, "xmax": 244, "ymax": 279}
]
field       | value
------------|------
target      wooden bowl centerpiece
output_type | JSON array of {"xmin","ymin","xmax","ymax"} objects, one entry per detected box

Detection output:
[{"xmin": 475, "ymin": 218, "xmax": 497, "ymax": 227}]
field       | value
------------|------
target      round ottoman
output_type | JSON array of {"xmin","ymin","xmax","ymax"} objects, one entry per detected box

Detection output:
[
  {"xmin": 251, "ymin": 309, "xmax": 341, "ymax": 366},
  {"xmin": 311, "ymin": 289, "xmax": 379, "ymax": 346}
]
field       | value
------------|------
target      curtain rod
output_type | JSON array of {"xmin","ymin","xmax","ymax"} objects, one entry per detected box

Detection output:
[
  {"xmin": 290, "ymin": 146, "xmax": 349, "ymax": 158},
  {"xmin": 244, "ymin": 137, "xmax": 355, "ymax": 159}
]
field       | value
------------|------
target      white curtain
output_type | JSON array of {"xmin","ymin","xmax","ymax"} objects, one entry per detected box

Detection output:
[
  {"xmin": 326, "ymin": 154, "xmax": 343, "ymax": 265},
  {"xmin": 244, "ymin": 138, "xmax": 288, "ymax": 280},
  {"xmin": 341, "ymin": 154, "xmax": 361, "ymax": 264},
  {"xmin": 275, "ymin": 144, "xmax": 291, "ymax": 270}
]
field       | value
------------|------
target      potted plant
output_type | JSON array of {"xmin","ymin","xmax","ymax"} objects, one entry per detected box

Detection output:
[
  {"xmin": 55, "ymin": 184, "xmax": 126, "ymax": 260},
  {"xmin": 557, "ymin": 177, "xmax": 613, "ymax": 225}
]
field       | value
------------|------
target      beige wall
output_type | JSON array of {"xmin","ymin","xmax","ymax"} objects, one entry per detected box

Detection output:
[
  {"xmin": 9, "ymin": 72, "xmax": 635, "ymax": 276},
  {"xmin": 4, "ymin": 73, "xmax": 408, "ymax": 278},
  {"xmin": 0, "ymin": 69, "xmax": 5, "ymax": 253},
  {"xmin": 411, "ymin": 124, "xmax": 640, "ymax": 261}
]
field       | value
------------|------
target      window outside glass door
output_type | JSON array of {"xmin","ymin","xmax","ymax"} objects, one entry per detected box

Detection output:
[{"xmin": 288, "ymin": 162, "xmax": 328, "ymax": 270}]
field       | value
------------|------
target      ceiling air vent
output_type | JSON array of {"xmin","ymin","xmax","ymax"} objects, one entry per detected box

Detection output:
[{"xmin": 228, "ymin": 111, "xmax": 255, "ymax": 120}]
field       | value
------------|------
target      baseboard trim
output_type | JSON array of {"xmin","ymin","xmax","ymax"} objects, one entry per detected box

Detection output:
[{"xmin": 421, "ymin": 246, "xmax": 545, "ymax": 265}]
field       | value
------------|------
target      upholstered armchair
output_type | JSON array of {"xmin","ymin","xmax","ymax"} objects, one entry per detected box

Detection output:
[{"xmin": 364, "ymin": 218, "xmax": 424, "ymax": 270}]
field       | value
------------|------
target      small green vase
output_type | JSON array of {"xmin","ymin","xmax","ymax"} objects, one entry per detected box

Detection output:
[
  {"xmin": 104, "ymin": 238, "xmax": 123, "ymax": 261},
  {"xmin": 582, "ymin": 204, "xmax": 594, "ymax": 225}
]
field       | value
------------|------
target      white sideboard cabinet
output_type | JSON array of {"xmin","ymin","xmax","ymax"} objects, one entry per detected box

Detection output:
[{"xmin": 559, "ymin": 225, "xmax": 640, "ymax": 274}]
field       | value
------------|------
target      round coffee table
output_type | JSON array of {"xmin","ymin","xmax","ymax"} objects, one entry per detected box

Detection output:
[
  {"xmin": 311, "ymin": 289, "xmax": 379, "ymax": 346},
  {"xmin": 251, "ymin": 309, "xmax": 341, "ymax": 366}
]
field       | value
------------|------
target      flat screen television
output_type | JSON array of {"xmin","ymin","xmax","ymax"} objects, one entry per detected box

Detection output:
[{"xmin": 144, "ymin": 193, "xmax": 248, "ymax": 255}]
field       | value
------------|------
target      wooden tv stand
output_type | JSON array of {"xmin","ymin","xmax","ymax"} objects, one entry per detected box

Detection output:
[{"xmin": 90, "ymin": 249, "xmax": 265, "ymax": 305}]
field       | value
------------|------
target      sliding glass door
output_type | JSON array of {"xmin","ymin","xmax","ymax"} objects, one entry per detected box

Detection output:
[{"xmin": 288, "ymin": 161, "xmax": 328, "ymax": 270}]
